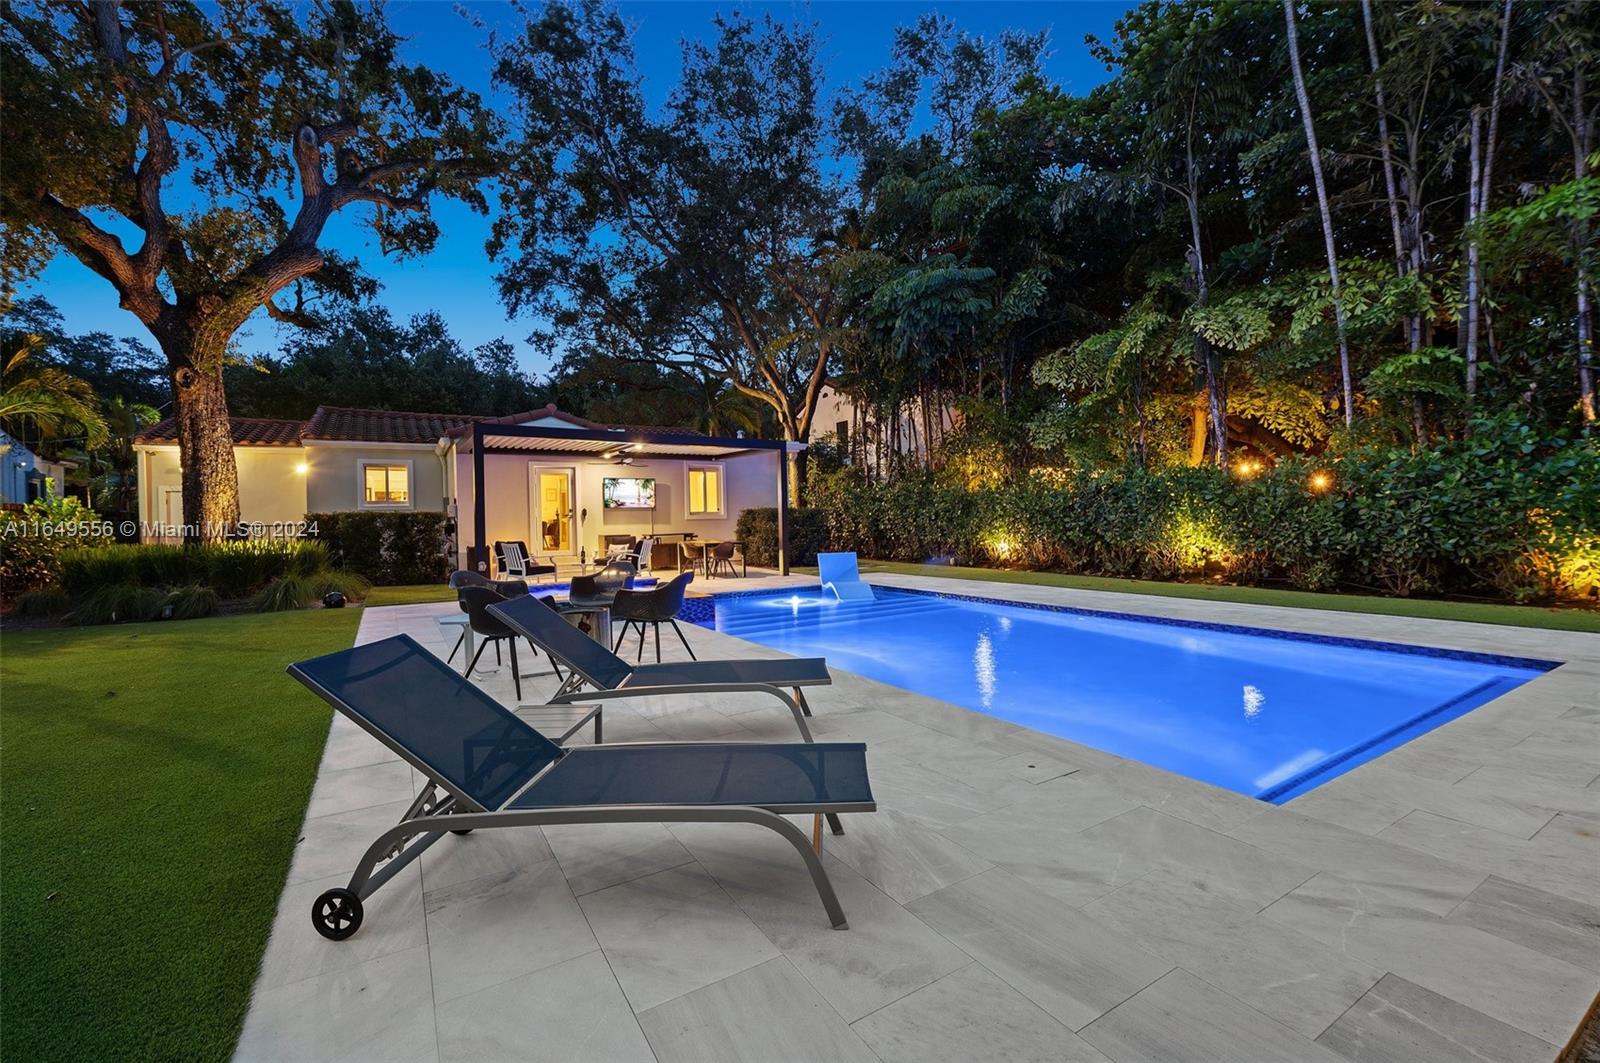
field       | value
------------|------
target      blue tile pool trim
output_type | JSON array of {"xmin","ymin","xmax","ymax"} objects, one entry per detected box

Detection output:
[{"xmin": 686, "ymin": 584, "xmax": 1561, "ymax": 672}]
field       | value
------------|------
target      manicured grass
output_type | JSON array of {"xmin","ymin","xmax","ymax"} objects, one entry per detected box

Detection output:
[
  {"xmin": 826, "ymin": 560, "xmax": 1600, "ymax": 633},
  {"xmin": 0, "ymin": 608, "xmax": 361, "ymax": 1061},
  {"xmin": 362, "ymin": 582, "xmax": 456, "ymax": 606}
]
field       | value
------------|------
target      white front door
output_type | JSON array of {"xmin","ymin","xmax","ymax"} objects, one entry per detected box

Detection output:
[
  {"xmin": 528, "ymin": 465, "xmax": 576, "ymax": 556},
  {"xmin": 160, "ymin": 486, "xmax": 183, "ymax": 540}
]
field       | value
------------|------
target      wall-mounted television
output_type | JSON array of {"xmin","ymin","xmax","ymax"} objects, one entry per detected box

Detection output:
[{"xmin": 602, "ymin": 476, "xmax": 656, "ymax": 509}]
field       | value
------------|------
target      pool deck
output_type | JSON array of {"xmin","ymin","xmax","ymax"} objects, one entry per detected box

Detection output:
[{"xmin": 236, "ymin": 572, "xmax": 1600, "ymax": 1063}]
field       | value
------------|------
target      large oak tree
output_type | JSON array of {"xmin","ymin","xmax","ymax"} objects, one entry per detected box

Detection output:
[{"xmin": 2, "ymin": 0, "xmax": 498, "ymax": 537}]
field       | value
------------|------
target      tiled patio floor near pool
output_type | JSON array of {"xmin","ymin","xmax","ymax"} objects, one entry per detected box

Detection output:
[{"xmin": 236, "ymin": 573, "xmax": 1600, "ymax": 1063}]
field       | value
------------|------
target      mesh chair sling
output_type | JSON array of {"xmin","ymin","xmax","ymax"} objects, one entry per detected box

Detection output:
[{"xmin": 289, "ymin": 635, "xmax": 873, "ymax": 938}]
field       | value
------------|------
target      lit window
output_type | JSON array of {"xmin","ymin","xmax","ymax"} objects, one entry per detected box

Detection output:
[
  {"xmin": 361, "ymin": 463, "xmax": 411, "ymax": 508},
  {"xmin": 687, "ymin": 464, "xmax": 723, "ymax": 516}
]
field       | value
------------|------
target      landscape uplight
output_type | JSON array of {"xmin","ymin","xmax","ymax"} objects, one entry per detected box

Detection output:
[{"xmin": 1308, "ymin": 470, "xmax": 1332, "ymax": 492}]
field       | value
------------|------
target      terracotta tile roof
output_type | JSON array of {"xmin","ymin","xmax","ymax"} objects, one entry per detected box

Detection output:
[
  {"xmin": 134, "ymin": 404, "xmax": 708, "ymax": 448},
  {"xmin": 134, "ymin": 416, "xmax": 305, "ymax": 447},
  {"xmin": 303, "ymin": 406, "xmax": 480, "ymax": 444}
]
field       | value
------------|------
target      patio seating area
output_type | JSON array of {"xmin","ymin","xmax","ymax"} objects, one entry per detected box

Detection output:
[{"xmin": 236, "ymin": 572, "xmax": 1600, "ymax": 1063}]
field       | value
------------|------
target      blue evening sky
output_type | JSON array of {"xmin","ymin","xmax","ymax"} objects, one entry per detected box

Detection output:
[{"xmin": 26, "ymin": 1, "xmax": 1132, "ymax": 377}]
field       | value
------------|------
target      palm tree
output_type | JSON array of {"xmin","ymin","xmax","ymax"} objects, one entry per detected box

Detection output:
[
  {"xmin": 1283, "ymin": 0, "xmax": 1355, "ymax": 429},
  {"xmin": 0, "ymin": 330, "xmax": 108, "ymax": 450}
]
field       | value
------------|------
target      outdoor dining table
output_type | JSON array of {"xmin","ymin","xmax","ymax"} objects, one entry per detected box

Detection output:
[{"xmin": 690, "ymin": 539, "xmax": 747, "ymax": 578}]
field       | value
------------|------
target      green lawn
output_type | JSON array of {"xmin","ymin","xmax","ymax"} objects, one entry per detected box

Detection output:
[
  {"xmin": 362, "ymin": 582, "xmax": 457, "ymax": 607},
  {"xmin": 0, "ymin": 608, "xmax": 361, "ymax": 1061},
  {"xmin": 821, "ymin": 560, "xmax": 1600, "ymax": 633}
]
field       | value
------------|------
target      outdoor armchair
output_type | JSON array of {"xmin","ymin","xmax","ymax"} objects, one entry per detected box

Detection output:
[
  {"xmin": 612, "ymin": 569, "xmax": 697, "ymax": 662},
  {"xmin": 494, "ymin": 540, "xmax": 557, "ymax": 583},
  {"xmin": 288, "ymin": 635, "xmax": 873, "ymax": 938}
]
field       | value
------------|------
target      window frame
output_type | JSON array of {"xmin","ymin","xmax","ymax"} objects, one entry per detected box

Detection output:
[
  {"xmin": 357, "ymin": 459, "xmax": 415, "ymax": 510},
  {"xmin": 684, "ymin": 461, "xmax": 726, "ymax": 519}
]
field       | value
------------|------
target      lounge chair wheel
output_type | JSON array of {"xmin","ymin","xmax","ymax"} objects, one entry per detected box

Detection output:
[
  {"xmin": 450, "ymin": 828, "xmax": 474, "ymax": 835},
  {"xmin": 311, "ymin": 888, "xmax": 363, "ymax": 941}
]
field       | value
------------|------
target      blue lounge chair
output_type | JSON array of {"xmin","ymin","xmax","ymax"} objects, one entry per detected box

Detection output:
[
  {"xmin": 288, "ymin": 635, "xmax": 874, "ymax": 938},
  {"xmin": 486, "ymin": 592, "xmax": 830, "ymax": 742},
  {"xmin": 818, "ymin": 552, "xmax": 876, "ymax": 600}
]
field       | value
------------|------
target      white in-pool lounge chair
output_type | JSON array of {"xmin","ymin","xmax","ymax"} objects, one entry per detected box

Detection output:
[{"xmin": 818, "ymin": 552, "xmax": 876, "ymax": 600}]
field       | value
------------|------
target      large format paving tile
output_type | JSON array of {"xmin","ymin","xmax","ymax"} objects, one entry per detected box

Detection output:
[
  {"xmin": 1071, "ymin": 806, "xmax": 1317, "ymax": 909},
  {"xmin": 1287, "ymin": 765, "xmax": 1557, "ymax": 839},
  {"xmin": 578, "ymin": 862, "xmax": 780, "ymax": 1012},
  {"xmin": 543, "ymin": 820, "xmax": 695, "ymax": 896},
  {"xmin": 234, "ymin": 945, "xmax": 438, "ymax": 1063},
  {"xmin": 1377, "ymin": 808, "xmax": 1599, "ymax": 904},
  {"xmin": 1446, "ymin": 874, "xmax": 1600, "ymax": 973},
  {"xmin": 318, "ymin": 717, "xmax": 404, "ymax": 772},
  {"xmin": 252, "ymin": 864, "xmax": 426, "ymax": 991},
  {"xmin": 1077, "ymin": 968, "xmax": 1345, "ymax": 1063},
  {"xmin": 636, "ymin": 957, "xmax": 877, "ymax": 1063},
  {"xmin": 423, "ymin": 861, "xmax": 597, "ymax": 1004},
  {"xmin": 851, "ymin": 962, "xmax": 1109, "ymax": 1063},
  {"xmin": 1315, "ymin": 973, "xmax": 1558, "ymax": 1063},
  {"xmin": 1071, "ymin": 760, "xmax": 1266, "ymax": 833},
  {"xmin": 418, "ymin": 822, "xmax": 557, "ymax": 893},
  {"xmin": 285, "ymin": 799, "xmax": 414, "ymax": 886},
  {"xmin": 1260, "ymin": 872, "xmax": 1597, "ymax": 1044},
  {"xmin": 907, "ymin": 868, "xmax": 1172, "ymax": 1031},
  {"xmin": 434, "ymin": 950, "xmax": 655, "ymax": 1063},
  {"xmin": 672, "ymin": 820, "xmax": 971, "ymax": 1022},
  {"xmin": 1227, "ymin": 807, "xmax": 1484, "ymax": 914},
  {"xmin": 822, "ymin": 807, "xmax": 993, "ymax": 903},
  {"xmin": 1081, "ymin": 866, "xmax": 1381, "ymax": 1039},
  {"xmin": 305, "ymin": 758, "xmax": 417, "ymax": 820},
  {"xmin": 863, "ymin": 754, "xmax": 1018, "ymax": 830}
]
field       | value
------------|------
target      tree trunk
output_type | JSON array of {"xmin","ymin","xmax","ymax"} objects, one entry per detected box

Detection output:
[
  {"xmin": 1572, "ymin": 54, "xmax": 1597, "ymax": 423},
  {"xmin": 1465, "ymin": 0, "xmax": 1513, "ymax": 426},
  {"xmin": 1188, "ymin": 391, "xmax": 1209, "ymax": 467},
  {"xmin": 168, "ymin": 358, "xmax": 241, "ymax": 542},
  {"xmin": 1465, "ymin": 108, "xmax": 1484, "ymax": 413},
  {"xmin": 1284, "ymin": 0, "xmax": 1355, "ymax": 428}
]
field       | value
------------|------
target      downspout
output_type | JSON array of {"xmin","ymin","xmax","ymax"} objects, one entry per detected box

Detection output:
[{"xmin": 435, "ymin": 437, "xmax": 454, "ymax": 571}]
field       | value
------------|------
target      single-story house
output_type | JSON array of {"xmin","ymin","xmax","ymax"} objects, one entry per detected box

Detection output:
[
  {"xmin": 0, "ymin": 430, "xmax": 78, "ymax": 504},
  {"xmin": 133, "ymin": 404, "xmax": 801, "ymax": 573}
]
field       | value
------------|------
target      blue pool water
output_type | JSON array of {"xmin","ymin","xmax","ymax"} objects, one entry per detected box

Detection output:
[{"xmin": 692, "ymin": 588, "xmax": 1556, "ymax": 802}]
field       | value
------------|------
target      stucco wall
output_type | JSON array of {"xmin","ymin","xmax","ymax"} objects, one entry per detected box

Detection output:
[
  {"xmin": 137, "ymin": 446, "xmax": 309, "ymax": 537},
  {"xmin": 303, "ymin": 444, "xmax": 446, "ymax": 514},
  {"xmin": 453, "ymin": 448, "xmax": 783, "ymax": 570}
]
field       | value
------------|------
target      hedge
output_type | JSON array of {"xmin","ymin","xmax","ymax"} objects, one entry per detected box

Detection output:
[
  {"xmin": 813, "ymin": 423, "xmax": 1599, "ymax": 603},
  {"xmin": 307, "ymin": 511, "xmax": 449, "ymax": 585},
  {"xmin": 0, "ymin": 494, "xmax": 113, "ymax": 599},
  {"xmin": 735, "ymin": 507, "xmax": 830, "ymax": 567},
  {"xmin": 58, "ymin": 540, "xmax": 330, "ymax": 600}
]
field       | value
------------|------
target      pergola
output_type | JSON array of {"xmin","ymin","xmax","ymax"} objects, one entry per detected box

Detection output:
[{"xmin": 459, "ymin": 422, "xmax": 799, "ymax": 575}]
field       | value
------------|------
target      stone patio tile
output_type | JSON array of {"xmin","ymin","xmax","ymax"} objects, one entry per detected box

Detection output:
[
  {"xmin": 578, "ymin": 862, "xmax": 780, "ymax": 1012},
  {"xmin": 1260, "ymin": 872, "xmax": 1597, "ymax": 1044},
  {"xmin": 806, "ymin": 706, "xmax": 936, "ymax": 743},
  {"xmin": 235, "ymin": 945, "xmax": 438, "ymax": 1063},
  {"xmin": 435, "ymin": 949, "xmax": 654, "ymax": 1063},
  {"xmin": 821, "ymin": 808, "xmax": 993, "ymax": 903},
  {"xmin": 862, "ymin": 754, "xmax": 1018, "ymax": 830},
  {"xmin": 286, "ymin": 798, "xmax": 414, "ymax": 886},
  {"xmin": 637, "ymin": 957, "xmax": 877, "ymax": 1063},
  {"xmin": 1227, "ymin": 808, "xmax": 1484, "ymax": 914},
  {"xmin": 253, "ymin": 863, "xmax": 426, "ymax": 991},
  {"xmin": 1070, "ymin": 761, "xmax": 1266, "ymax": 833},
  {"xmin": 1315, "ymin": 973, "xmax": 1557, "ymax": 1063},
  {"xmin": 852, "ymin": 962, "xmax": 1109, "ymax": 1063},
  {"xmin": 318, "ymin": 716, "xmax": 402, "ymax": 772},
  {"xmin": 1081, "ymin": 865, "xmax": 1381, "ymax": 1039},
  {"xmin": 1447, "ymin": 874, "xmax": 1600, "ymax": 973},
  {"xmin": 418, "ymin": 823, "xmax": 557, "ymax": 893},
  {"xmin": 543, "ymin": 821, "xmax": 695, "ymax": 896},
  {"xmin": 1450, "ymin": 762, "xmax": 1600, "ymax": 817},
  {"xmin": 671, "ymin": 820, "xmax": 971, "ymax": 1022},
  {"xmin": 1071, "ymin": 806, "xmax": 1317, "ymax": 909},
  {"xmin": 907, "ymin": 868, "xmax": 1172, "ymax": 1031},
  {"xmin": 1079, "ymin": 968, "xmax": 1344, "ymax": 1063},
  {"xmin": 423, "ymin": 861, "xmax": 597, "ymax": 1004},
  {"xmin": 1288, "ymin": 765, "xmax": 1557, "ymax": 838},
  {"xmin": 305, "ymin": 758, "xmax": 416, "ymax": 820},
  {"xmin": 1378, "ymin": 809, "xmax": 1598, "ymax": 904}
]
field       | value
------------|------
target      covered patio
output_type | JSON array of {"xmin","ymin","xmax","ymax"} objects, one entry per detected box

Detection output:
[{"xmin": 450, "ymin": 422, "xmax": 801, "ymax": 579}]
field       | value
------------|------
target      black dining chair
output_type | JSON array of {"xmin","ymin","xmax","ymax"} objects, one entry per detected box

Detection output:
[
  {"xmin": 611, "ymin": 570, "xmax": 697, "ymax": 662},
  {"xmin": 445, "ymin": 570, "xmax": 510, "ymax": 664},
  {"xmin": 457, "ymin": 585, "xmax": 554, "ymax": 699},
  {"xmin": 568, "ymin": 559, "xmax": 636, "ymax": 606}
]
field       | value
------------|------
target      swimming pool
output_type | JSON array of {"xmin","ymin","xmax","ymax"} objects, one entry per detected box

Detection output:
[{"xmin": 688, "ymin": 587, "xmax": 1557, "ymax": 802}]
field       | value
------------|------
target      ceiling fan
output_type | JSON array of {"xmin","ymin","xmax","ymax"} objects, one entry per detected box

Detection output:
[{"xmin": 585, "ymin": 443, "xmax": 641, "ymax": 466}]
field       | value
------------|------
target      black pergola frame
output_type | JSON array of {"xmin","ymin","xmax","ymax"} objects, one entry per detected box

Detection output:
[{"xmin": 464, "ymin": 422, "xmax": 793, "ymax": 576}]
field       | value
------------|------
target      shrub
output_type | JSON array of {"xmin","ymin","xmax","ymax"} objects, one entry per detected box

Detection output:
[
  {"xmin": 807, "ymin": 422, "xmax": 1600, "ymax": 604},
  {"xmin": 309, "ymin": 511, "xmax": 448, "ymax": 585},
  {"xmin": 252, "ymin": 568, "xmax": 369, "ymax": 612},
  {"xmin": 164, "ymin": 584, "xmax": 219, "ymax": 620},
  {"xmin": 735, "ymin": 507, "xmax": 830, "ymax": 566},
  {"xmin": 57, "ymin": 540, "xmax": 329, "ymax": 599},
  {"xmin": 67, "ymin": 584, "xmax": 166, "ymax": 625},
  {"xmin": 0, "ymin": 493, "xmax": 113, "ymax": 598},
  {"xmin": 15, "ymin": 587, "xmax": 71, "ymax": 617}
]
